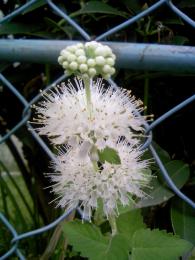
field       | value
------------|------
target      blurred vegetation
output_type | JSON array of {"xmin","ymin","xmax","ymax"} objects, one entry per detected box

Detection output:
[{"xmin": 0, "ymin": 0, "xmax": 195, "ymax": 258}]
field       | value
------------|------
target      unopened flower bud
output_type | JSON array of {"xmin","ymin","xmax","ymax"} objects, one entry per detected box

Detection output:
[
  {"xmin": 58, "ymin": 56, "xmax": 64, "ymax": 65},
  {"xmin": 60, "ymin": 50, "xmax": 69, "ymax": 56},
  {"xmin": 95, "ymin": 47, "xmax": 107, "ymax": 57},
  {"xmin": 95, "ymin": 56, "xmax": 105, "ymax": 66},
  {"xmin": 106, "ymin": 57, "xmax": 115, "ymax": 66},
  {"xmin": 77, "ymin": 55, "xmax": 87, "ymax": 64},
  {"xmin": 79, "ymin": 64, "xmax": 88, "ymax": 73},
  {"xmin": 104, "ymin": 46, "xmax": 112, "ymax": 55},
  {"xmin": 110, "ymin": 67, "xmax": 116, "ymax": 75},
  {"xmin": 88, "ymin": 68, "xmax": 96, "ymax": 77},
  {"xmin": 75, "ymin": 49, "xmax": 85, "ymax": 56},
  {"xmin": 87, "ymin": 59, "xmax": 96, "ymax": 67},
  {"xmin": 62, "ymin": 61, "xmax": 69, "ymax": 69},
  {"xmin": 66, "ymin": 46, "xmax": 77, "ymax": 53},
  {"xmin": 67, "ymin": 54, "xmax": 76, "ymax": 62},
  {"xmin": 86, "ymin": 41, "xmax": 99, "ymax": 50},
  {"xmin": 111, "ymin": 54, "xmax": 116, "ymax": 60},
  {"xmin": 69, "ymin": 61, "xmax": 78, "ymax": 71},
  {"xmin": 103, "ymin": 64, "xmax": 112, "ymax": 74},
  {"xmin": 76, "ymin": 43, "xmax": 84, "ymax": 49}
]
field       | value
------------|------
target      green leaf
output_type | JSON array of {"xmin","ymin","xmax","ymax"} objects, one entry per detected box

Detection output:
[
  {"xmin": 137, "ymin": 160, "xmax": 190, "ymax": 208},
  {"xmin": 116, "ymin": 210, "xmax": 145, "ymax": 248},
  {"xmin": 98, "ymin": 146, "xmax": 121, "ymax": 165},
  {"xmin": 189, "ymin": 176, "xmax": 195, "ymax": 186},
  {"xmin": 189, "ymin": 247, "xmax": 195, "ymax": 259},
  {"xmin": 100, "ymin": 234, "xmax": 129, "ymax": 260},
  {"xmin": 172, "ymin": 36, "xmax": 189, "ymax": 45},
  {"xmin": 0, "ymin": 174, "xmax": 28, "ymax": 229},
  {"xmin": 171, "ymin": 197, "xmax": 195, "ymax": 245},
  {"xmin": 163, "ymin": 17, "xmax": 184, "ymax": 26},
  {"xmin": 142, "ymin": 142, "xmax": 170, "ymax": 167},
  {"xmin": 63, "ymin": 220, "xmax": 129, "ymax": 260},
  {"xmin": 22, "ymin": 0, "xmax": 47, "ymax": 14},
  {"xmin": 152, "ymin": 142, "xmax": 171, "ymax": 163},
  {"xmin": 0, "ymin": 161, "xmax": 33, "ymax": 221},
  {"xmin": 117, "ymin": 201, "xmax": 135, "ymax": 215},
  {"xmin": 179, "ymin": 0, "xmax": 195, "ymax": 8},
  {"xmin": 131, "ymin": 229, "xmax": 193, "ymax": 260},
  {"xmin": 0, "ymin": 22, "xmax": 43, "ymax": 35},
  {"xmin": 70, "ymin": 1, "xmax": 128, "ymax": 18},
  {"xmin": 0, "ymin": 63, "xmax": 10, "ymax": 73},
  {"xmin": 44, "ymin": 17, "xmax": 68, "ymax": 34},
  {"xmin": 121, "ymin": 0, "xmax": 143, "ymax": 13}
]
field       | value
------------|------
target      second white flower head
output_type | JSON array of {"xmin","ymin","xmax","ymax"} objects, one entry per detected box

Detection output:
[{"xmin": 49, "ymin": 141, "xmax": 151, "ymax": 220}]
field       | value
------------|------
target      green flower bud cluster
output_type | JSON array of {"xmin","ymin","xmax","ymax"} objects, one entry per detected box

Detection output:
[{"xmin": 58, "ymin": 41, "xmax": 116, "ymax": 79}]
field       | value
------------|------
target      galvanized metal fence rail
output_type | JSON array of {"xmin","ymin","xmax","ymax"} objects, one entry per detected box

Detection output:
[{"xmin": 0, "ymin": 0, "xmax": 195, "ymax": 259}]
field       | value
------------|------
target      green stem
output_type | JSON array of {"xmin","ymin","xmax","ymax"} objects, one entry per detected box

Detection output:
[
  {"xmin": 90, "ymin": 145, "xmax": 99, "ymax": 172},
  {"xmin": 83, "ymin": 77, "xmax": 101, "ymax": 173},
  {"xmin": 83, "ymin": 77, "xmax": 92, "ymax": 117},
  {"xmin": 146, "ymin": 17, "xmax": 151, "ymax": 34},
  {"xmin": 108, "ymin": 215, "xmax": 117, "ymax": 236},
  {"xmin": 92, "ymin": 161, "xmax": 99, "ymax": 172}
]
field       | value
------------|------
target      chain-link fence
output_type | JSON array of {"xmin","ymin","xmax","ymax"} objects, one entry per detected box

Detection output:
[{"xmin": 0, "ymin": 0, "xmax": 195, "ymax": 259}]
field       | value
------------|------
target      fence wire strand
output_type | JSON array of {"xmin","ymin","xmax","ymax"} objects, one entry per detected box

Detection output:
[{"xmin": 0, "ymin": 0, "xmax": 195, "ymax": 259}]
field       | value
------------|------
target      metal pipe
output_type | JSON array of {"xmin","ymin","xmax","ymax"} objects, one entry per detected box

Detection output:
[{"xmin": 1, "ymin": 40, "xmax": 195, "ymax": 73}]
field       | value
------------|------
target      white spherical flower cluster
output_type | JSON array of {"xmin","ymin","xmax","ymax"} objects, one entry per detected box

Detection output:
[
  {"xmin": 33, "ymin": 78, "xmax": 144, "ymax": 149},
  {"xmin": 58, "ymin": 41, "xmax": 116, "ymax": 79},
  {"xmin": 49, "ymin": 141, "xmax": 150, "ymax": 219}
]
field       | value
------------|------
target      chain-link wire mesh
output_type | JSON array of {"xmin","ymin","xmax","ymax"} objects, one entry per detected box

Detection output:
[{"xmin": 0, "ymin": 0, "xmax": 195, "ymax": 259}]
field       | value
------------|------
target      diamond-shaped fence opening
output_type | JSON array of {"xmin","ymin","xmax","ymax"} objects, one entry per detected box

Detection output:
[{"xmin": 0, "ymin": 0, "xmax": 195, "ymax": 259}]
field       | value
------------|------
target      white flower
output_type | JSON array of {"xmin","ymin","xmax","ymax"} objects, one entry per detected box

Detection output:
[
  {"xmin": 48, "ymin": 141, "xmax": 151, "ymax": 219},
  {"xmin": 33, "ymin": 78, "xmax": 145, "ymax": 149}
]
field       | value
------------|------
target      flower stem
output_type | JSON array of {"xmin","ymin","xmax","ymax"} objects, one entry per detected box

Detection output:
[
  {"xmin": 83, "ymin": 77, "xmax": 92, "ymax": 117},
  {"xmin": 108, "ymin": 215, "xmax": 117, "ymax": 236},
  {"xmin": 92, "ymin": 161, "xmax": 99, "ymax": 172}
]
